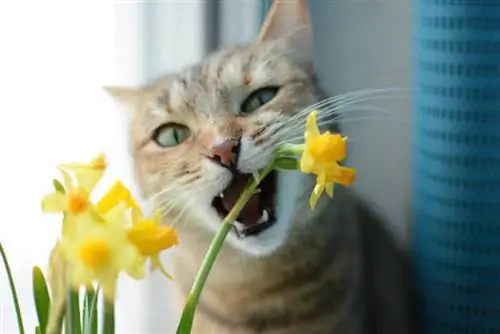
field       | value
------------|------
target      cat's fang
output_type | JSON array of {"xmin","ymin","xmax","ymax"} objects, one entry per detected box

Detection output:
[{"xmin": 257, "ymin": 209, "xmax": 270, "ymax": 224}]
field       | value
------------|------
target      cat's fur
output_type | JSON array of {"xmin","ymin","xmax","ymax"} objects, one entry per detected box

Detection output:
[{"xmin": 106, "ymin": 1, "xmax": 416, "ymax": 333}]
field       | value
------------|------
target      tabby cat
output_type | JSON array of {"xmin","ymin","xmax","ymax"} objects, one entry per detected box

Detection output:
[{"xmin": 105, "ymin": 0, "xmax": 416, "ymax": 333}]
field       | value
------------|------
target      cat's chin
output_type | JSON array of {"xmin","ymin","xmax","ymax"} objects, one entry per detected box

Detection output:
[{"xmin": 223, "ymin": 217, "xmax": 289, "ymax": 257}]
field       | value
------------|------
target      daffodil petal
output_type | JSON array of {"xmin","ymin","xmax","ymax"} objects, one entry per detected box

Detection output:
[
  {"xmin": 96, "ymin": 181, "xmax": 138, "ymax": 215},
  {"xmin": 125, "ymin": 256, "xmax": 145, "ymax": 280},
  {"xmin": 151, "ymin": 256, "xmax": 174, "ymax": 280},
  {"xmin": 75, "ymin": 170, "xmax": 103, "ymax": 194},
  {"xmin": 337, "ymin": 167, "xmax": 357, "ymax": 186},
  {"xmin": 99, "ymin": 273, "xmax": 118, "ymax": 302},
  {"xmin": 299, "ymin": 152, "xmax": 315, "ymax": 173},
  {"xmin": 103, "ymin": 204, "xmax": 128, "ymax": 229},
  {"xmin": 41, "ymin": 193, "xmax": 67, "ymax": 213},
  {"xmin": 325, "ymin": 182, "xmax": 334, "ymax": 197},
  {"xmin": 306, "ymin": 111, "xmax": 321, "ymax": 138},
  {"xmin": 58, "ymin": 168, "xmax": 74, "ymax": 192},
  {"xmin": 309, "ymin": 191, "xmax": 320, "ymax": 210}
]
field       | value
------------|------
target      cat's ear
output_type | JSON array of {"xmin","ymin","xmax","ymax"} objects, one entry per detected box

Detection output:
[
  {"xmin": 258, "ymin": 0, "xmax": 313, "ymax": 69},
  {"xmin": 103, "ymin": 86, "xmax": 145, "ymax": 107}
]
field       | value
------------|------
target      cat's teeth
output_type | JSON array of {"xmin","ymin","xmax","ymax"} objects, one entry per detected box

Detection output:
[
  {"xmin": 218, "ymin": 193, "xmax": 224, "ymax": 198},
  {"xmin": 257, "ymin": 209, "xmax": 270, "ymax": 224}
]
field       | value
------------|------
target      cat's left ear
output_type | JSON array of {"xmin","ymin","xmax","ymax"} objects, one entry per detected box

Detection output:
[
  {"xmin": 103, "ymin": 86, "xmax": 145, "ymax": 108},
  {"xmin": 258, "ymin": 0, "xmax": 313, "ymax": 68}
]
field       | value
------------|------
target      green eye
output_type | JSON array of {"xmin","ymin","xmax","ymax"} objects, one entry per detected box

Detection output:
[
  {"xmin": 152, "ymin": 123, "xmax": 191, "ymax": 148},
  {"xmin": 241, "ymin": 86, "xmax": 280, "ymax": 114}
]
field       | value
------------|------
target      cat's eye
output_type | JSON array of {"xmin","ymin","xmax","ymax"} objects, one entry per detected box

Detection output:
[
  {"xmin": 241, "ymin": 86, "xmax": 280, "ymax": 114},
  {"xmin": 152, "ymin": 123, "xmax": 191, "ymax": 148}
]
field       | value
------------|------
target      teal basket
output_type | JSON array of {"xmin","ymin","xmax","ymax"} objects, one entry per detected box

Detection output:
[{"xmin": 414, "ymin": 0, "xmax": 500, "ymax": 333}]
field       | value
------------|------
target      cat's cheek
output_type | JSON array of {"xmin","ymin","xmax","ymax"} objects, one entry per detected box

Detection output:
[
  {"xmin": 201, "ymin": 159, "xmax": 233, "ymax": 197},
  {"xmin": 237, "ymin": 136, "xmax": 273, "ymax": 173}
]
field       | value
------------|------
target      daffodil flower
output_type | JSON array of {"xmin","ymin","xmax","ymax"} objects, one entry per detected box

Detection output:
[
  {"xmin": 59, "ymin": 204, "xmax": 143, "ymax": 301},
  {"xmin": 299, "ymin": 110, "xmax": 357, "ymax": 209},
  {"xmin": 41, "ymin": 153, "xmax": 106, "ymax": 216},
  {"xmin": 309, "ymin": 163, "xmax": 356, "ymax": 209},
  {"xmin": 96, "ymin": 180, "xmax": 140, "ymax": 215},
  {"xmin": 127, "ymin": 208, "xmax": 179, "ymax": 280},
  {"xmin": 59, "ymin": 153, "xmax": 107, "ymax": 192},
  {"xmin": 300, "ymin": 110, "xmax": 347, "ymax": 173}
]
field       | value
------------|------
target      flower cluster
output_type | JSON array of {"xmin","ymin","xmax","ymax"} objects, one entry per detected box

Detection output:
[{"xmin": 41, "ymin": 153, "xmax": 179, "ymax": 301}]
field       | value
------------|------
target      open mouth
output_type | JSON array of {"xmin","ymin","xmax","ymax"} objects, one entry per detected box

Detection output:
[{"xmin": 211, "ymin": 171, "xmax": 277, "ymax": 238}]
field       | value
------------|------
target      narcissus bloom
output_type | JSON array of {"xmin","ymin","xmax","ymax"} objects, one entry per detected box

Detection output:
[
  {"xmin": 59, "ymin": 205, "xmax": 143, "ymax": 301},
  {"xmin": 300, "ymin": 110, "xmax": 356, "ymax": 209},
  {"xmin": 96, "ymin": 180, "xmax": 139, "ymax": 215},
  {"xmin": 128, "ymin": 208, "xmax": 179, "ymax": 280}
]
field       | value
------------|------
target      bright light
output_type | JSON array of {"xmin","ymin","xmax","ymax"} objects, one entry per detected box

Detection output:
[{"xmin": 0, "ymin": 1, "xmax": 130, "ymax": 332}]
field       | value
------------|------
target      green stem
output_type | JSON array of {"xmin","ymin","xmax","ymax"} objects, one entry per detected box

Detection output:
[
  {"xmin": 65, "ymin": 290, "xmax": 81, "ymax": 334},
  {"xmin": 278, "ymin": 143, "xmax": 304, "ymax": 156},
  {"xmin": 176, "ymin": 164, "xmax": 275, "ymax": 334},
  {"xmin": 102, "ymin": 300, "xmax": 114, "ymax": 334},
  {"xmin": 0, "ymin": 242, "xmax": 25, "ymax": 334},
  {"xmin": 83, "ymin": 285, "xmax": 99, "ymax": 334}
]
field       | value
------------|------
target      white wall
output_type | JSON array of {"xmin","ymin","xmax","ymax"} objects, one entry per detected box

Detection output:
[
  {"xmin": 0, "ymin": 1, "xmax": 123, "ymax": 332},
  {"xmin": 310, "ymin": 0, "xmax": 413, "ymax": 245}
]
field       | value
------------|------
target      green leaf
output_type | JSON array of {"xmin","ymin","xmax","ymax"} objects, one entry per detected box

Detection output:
[
  {"xmin": 66, "ymin": 289, "xmax": 82, "ymax": 334},
  {"xmin": 0, "ymin": 241, "xmax": 25, "ymax": 334},
  {"xmin": 273, "ymin": 157, "xmax": 299, "ymax": 170},
  {"xmin": 83, "ymin": 285, "xmax": 98, "ymax": 334},
  {"xmin": 52, "ymin": 179, "xmax": 66, "ymax": 193},
  {"xmin": 32, "ymin": 267, "xmax": 51, "ymax": 334},
  {"xmin": 102, "ymin": 300, "xmax": 115, "ymax": 334},
  {"xmin": 53, "ymin": 306, "xmax": 66, "ymax": 334}
]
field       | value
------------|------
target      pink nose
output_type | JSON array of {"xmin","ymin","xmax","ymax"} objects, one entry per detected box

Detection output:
[{"xmin": 209, "ymin": 139, "xmax": 240, "ymax": 168}]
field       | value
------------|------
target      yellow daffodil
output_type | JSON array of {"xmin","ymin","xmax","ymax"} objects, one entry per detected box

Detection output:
[
  {"xmin": 42, "ymin": 169, "xmax": 91, "ymax": 215},
  {"xmin": 59, "ymin": 153, "xmax": 107, "ymax": 192},
  {"xmin": 127, "ymin": 208, "xmax": 179, "ymax": 280},
  {"xmin": 59, "ymin": 204, "xmax": 143, "ymax": 301},
  {"xmin": 309, "ymin": 164, "xmax": 356, "ymax": 209},
  {"xmin": 96, "ymin": 180, "xmax": 139, "ymax": 215},
  {"xmin": 300, "ymin": 110, "xmax": 347, "ymax": 173},
  {"xmin": 300, "ymin": 110, "xmax": 357, "ymax": 209},
  {"xmin": 41, "ymin": 153, "xmax": 106, "ymax": 216}
]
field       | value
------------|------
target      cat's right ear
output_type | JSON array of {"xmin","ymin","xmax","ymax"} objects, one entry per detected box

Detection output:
[
  {"xmin": 103, "ymin": 86, "xmax": 145, "ymax": 107},
  {"xmin": 258, "ymin": 0, "xmax": 313, "ymax": 72},
  {"xmin": 258, "ymin": 0, "xmax": 311, "ymax": 43}
]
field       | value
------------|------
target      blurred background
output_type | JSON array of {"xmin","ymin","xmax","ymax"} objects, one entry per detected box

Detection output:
[{"xmin": 0, "ymin": 1, "xmax": 411, "ymax": 333}]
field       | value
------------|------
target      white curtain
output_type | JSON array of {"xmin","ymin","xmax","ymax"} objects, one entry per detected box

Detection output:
[{"xmin": 0, "ymin": 1, "xmax": 121, "ymax": 332}]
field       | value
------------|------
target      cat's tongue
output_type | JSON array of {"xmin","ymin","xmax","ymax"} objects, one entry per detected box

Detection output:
[{"xmin": 221, "ymin": 175, "xmax": 261, "ymax": 226}]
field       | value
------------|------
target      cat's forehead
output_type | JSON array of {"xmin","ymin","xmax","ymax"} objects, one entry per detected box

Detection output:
[
  {"xmin": 178, "ymin": 46, "xmax": 271, "ymax": 91},
  {"xmin": 143, "ymin": 42, "xmax": 310, "ymax": 121}
]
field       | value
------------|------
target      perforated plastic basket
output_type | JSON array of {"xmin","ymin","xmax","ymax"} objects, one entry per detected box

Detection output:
[{"xmin": 414, "ymin": 1, "xmax": 500, "ymax": 333}]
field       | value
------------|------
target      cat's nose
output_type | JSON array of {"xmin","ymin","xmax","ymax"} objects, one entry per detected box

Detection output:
[{"xmin": 208, "ymin": 138, "xmax": 240, "ymax": 170}]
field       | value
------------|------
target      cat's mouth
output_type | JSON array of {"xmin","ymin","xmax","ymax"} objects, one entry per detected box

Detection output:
[{"xmin": 211, "ymin": 171, "xmax": 277, "ymax": 238}]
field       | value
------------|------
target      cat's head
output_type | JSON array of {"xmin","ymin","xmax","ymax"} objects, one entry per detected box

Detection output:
[{"xmin": 106, "ymin": 0, "xmax": 327, "ymax": 257}]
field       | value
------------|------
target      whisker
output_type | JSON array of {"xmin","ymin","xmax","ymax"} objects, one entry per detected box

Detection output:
[
  {"xmin": 276, "ymin": 116, "xmax": 412, "ymax": 147},
  {"xmin": 280, "ymin": 95, "xmax": 406, "ymax": 137},
  {"xmin": 279, "ymin": 92, "xmax": 407, "ymax": 131}
]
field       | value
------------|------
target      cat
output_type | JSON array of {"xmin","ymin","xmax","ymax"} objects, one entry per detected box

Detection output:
[{"xmin": 105, "ymin": 0, "xmax": 417, "ymax": 333}]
